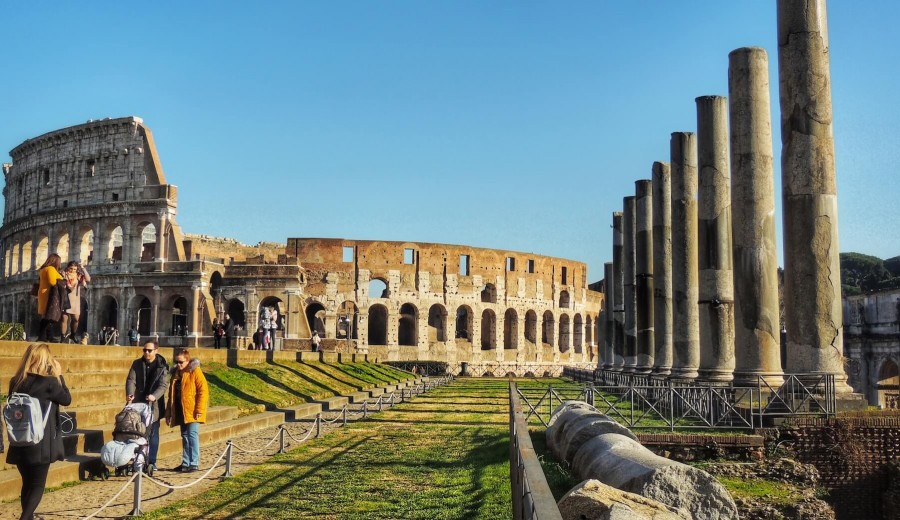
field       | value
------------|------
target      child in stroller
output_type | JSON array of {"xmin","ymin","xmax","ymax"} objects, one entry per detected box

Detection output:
[{"xmin": 100, "ymin": 402, "xmax": 154, "ymax": 477}]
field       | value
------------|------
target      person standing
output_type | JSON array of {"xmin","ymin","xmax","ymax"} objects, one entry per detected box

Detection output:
[
  {"xmin": 6, "ymin": 343, "xmax": 72, "ymax": 520},
  {"xmin": 212, "ymin": 320, "xmax": 223, "ymax": 349},
  {"xmin": 268, "ymin": 308, "xmax": 278, "ymax": 350},
  {"xmin": 311, "ymin": 330, "xmax": 321, "ymax": 352},
  {"xmin": 223, "ymin": 314, "xmax": 234, "ymax": 349},
  {"xmin": 36, "ymin": 254, "xmax": 68, "ymax": 342},
  {"xmin": 125, "ymin": 341, "xmax": 169, "ymax": 474},
  {"xmin": 165, "ymin": 348, "xmax": 208, "ymax": 472},
  {"xmin": 61, "ymin": 262, "xmax": 90, "ymax": 343}
]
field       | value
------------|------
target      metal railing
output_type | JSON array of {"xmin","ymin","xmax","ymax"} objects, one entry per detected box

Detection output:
[{"xmin": 509, "ymin": 382, "xmax": 563, "ymax": 520}]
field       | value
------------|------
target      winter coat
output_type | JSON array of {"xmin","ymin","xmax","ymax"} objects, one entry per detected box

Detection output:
[
  {"xmin": 5, "ymin": 374, "xmax": 72, "ymax": 465},
  {"xmin": 37, "ymin": 266, "xmax": 63, "ymax": 317},
  {"xmin": 65, "ymin": 267, "xmax": 90, "ymax": 316},
  {"xmin": 125, "ymin": 355, "xmax": 170, "ymax": 423},
  {"xmin": 165, "ymin": 359, "xmax": 208, "ymax": 425}
]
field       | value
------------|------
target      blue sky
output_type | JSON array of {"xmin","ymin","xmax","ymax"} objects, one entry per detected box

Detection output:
[{"xmin": 2, "ymin": 2, "xmax": 898, "ymax": 281}]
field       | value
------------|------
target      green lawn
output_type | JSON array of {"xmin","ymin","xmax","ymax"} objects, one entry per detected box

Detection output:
[{"xmin": 141, "ymin": 378, "xmax": 523, "ymax": 519}]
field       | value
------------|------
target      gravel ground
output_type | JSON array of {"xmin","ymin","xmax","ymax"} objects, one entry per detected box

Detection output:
[{"xmin": 0, "ymin": 409, "xmax": 368, "ymax": 520}]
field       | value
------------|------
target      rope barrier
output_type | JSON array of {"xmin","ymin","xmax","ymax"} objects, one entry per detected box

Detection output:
[
  {"xmin": 81, "ymin": 471, "xmax": 139, "ymax": 520},
  {"xmin": 78, "ymin": 375, "xmax": 454, "ymax": 519}
]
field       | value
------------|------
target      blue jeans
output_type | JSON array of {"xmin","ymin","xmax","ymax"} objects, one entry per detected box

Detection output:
[
  {"xmin": 147, "ymin": 420, "xmax": 160, "ymax": 465},
  {"xmin": 179, "ymin": 422, "xmax": 200, "ymax": 468}
]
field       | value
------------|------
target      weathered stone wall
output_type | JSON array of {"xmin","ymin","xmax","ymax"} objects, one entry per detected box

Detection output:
[
  {"xmin": 785, "ymin": 415, "xmax": 900, "ymax": 520},
  {"xmin": 183, "ymin": 233, "xmax": 284, "ymax": 264},
  {"xmin": 843, "ymin": 288, "xmax": 900, "ymax": 408}
]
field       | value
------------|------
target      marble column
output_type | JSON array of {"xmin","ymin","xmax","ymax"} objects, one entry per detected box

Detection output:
[
  {"xmin": 652, "ymin": 162, "xmax": 673, "ymax": 377},
  {"xmin": 670, "ymin": 132, "xmax": 700, "ymax": 381},
  {"xmin": 611, "ymin": 212, "xmax": 625, "ymax": 371},
  {"xmin": 697, "ymin": 95, "xmax": 735, "ymax": 383},
  {"xmin": 623, "ymin": 197, "xmax": 637, "ymax": 373},
  {"xmin": 777, "ymin": 0, "xmax": 852, "ymax": 391},
  {"xmin": 603, "ymin": 261, "xmax": 615, "ymax": 369},
  {"xmin": 634, "ymin": 180, "xmax": 654, "ymax": 374},
  {"xmin": 729, "ymin": 47, "xmax": 785, "ymax": 387}
]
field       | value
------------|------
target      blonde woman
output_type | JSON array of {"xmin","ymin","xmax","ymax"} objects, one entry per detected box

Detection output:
[
  {"xmin": 165, "ymin": 348, "xmax": 208, "ymax": 472},
  {"xmin": 6, "ymin": 343, "xmax": 72, "ymax": 520}
]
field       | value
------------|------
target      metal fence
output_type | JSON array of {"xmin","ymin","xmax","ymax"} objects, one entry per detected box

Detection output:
[{"xmin": 509, "ymin": 382, "xmax": 564, "ymax": 520}]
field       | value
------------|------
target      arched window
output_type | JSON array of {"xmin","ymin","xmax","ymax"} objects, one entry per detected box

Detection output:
[
  {"xmin": 503, "ymin": 309, "xmax": 518, "ymax": 350},
  {"xmin": 481, "ymin": 309, "xmax": 496, "ymax": 350},
  {"xmin": 398, "ymin": 303, "xmax": 418, "ymax": 346},
  {"xmin": 427, "ymin": 304, "xmax": 447, "ymax": 342},
  {"xmin": 456, "ymin": 306, "xmax": 473, "ymax": 341},
  {"xmin": 368, "ymin": 304, "xmax": 388, "ymax": 345},
  {"xmin": 524, "ymin": 310, "xmax": 538, "ymax": 345},
  {"xmin": 368, "ymin": 278, "xmax": 388, "ymax": 299}
]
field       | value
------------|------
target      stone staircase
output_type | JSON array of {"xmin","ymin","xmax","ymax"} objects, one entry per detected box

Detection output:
[{"xmin": 0, "ymin": 341, "xmax": 417, "ymax": 502}]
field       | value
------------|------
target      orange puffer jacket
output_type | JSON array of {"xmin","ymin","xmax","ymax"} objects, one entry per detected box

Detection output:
[{"xmin": 165, "ymin": 359, "xmax": 209, "ymax": 425}]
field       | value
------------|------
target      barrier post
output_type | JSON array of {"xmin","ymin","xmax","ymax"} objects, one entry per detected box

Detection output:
[
  {"xmin": 224, "ymin": 440, "xmax": 234, "ymax": 478},
  {"xmin": 130, "ymin": 467, "xmax": 143, "ymax": 516},
  {"xmin": 279, "ymin": 426, "xmax": 286, "ymax": 454},
  {"xmin": 343, "ymin": 406, "xmax": 348, "ymax": 426},
  {"xmin": 316, "ymin": 413, "xmax": 322, "ymax": 438},
  {"xmin": 390, "ymin": 392, "xmax": 395, "ymax": 407},
  {"xmin": 378, "ymin": 396, "xmax": 383, "ymax": 412},
  {"xmin": 363, "ymin": 401, "xmax": 368, "ymax": 419}
]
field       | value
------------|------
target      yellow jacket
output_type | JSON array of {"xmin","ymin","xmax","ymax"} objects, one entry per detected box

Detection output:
[
  {"xmin": 37, "ymin": 266, "xmax": 63, "ymax": 316},
  {"xmin": 165, "ymin": 359, "xmax": 209, "ymax": 425}
]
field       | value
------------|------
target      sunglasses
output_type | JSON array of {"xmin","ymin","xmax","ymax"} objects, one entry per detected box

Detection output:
[
  {"xmin": 143, "ymin": 349, "xmax": 156, "ymax": 353},
  {"xmin": 175, "ymin": 359, "xmax": 188, "ymax": 365}
]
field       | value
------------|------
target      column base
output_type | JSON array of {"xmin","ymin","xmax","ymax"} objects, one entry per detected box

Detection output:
[
  {"xmin": 697, "ymin": 369, "xmax": 734, "ymax": 385},
  {"xmin": 732, "ymin": 371, "xmax": 785, "ymax": 388}
]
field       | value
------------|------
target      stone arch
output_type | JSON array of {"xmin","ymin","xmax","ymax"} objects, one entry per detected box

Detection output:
[
  {"xmin": 398, "ymin": 303, "xmax": 418, "ymax": 346},
  {"xmin": 368, "ymin": 304, "xmax": 388, "ymax": 345},
  {"xmin": 574, "ymin": 313, "xmax": 584, "ymax": 354},
  {"xmin": 259, "ymin": 296, "xmax": 284, "ymax": 332},
  {"xmin": 503, "ymin": 308, "xmax": 518, "ymax": 350},
  {"xmin": 481, "ymin": 309, "xmax": 496, "ymax": 350},
  {"xmin": 20, "ymin": 240, "xmax": 31, "ymax": 273},
  {"xmin": 210, "ymin": 271, "xmax": 224, "ymax": 316},
  {"xmin": 129, "ymin": 295, "xmax": 152, "ymax": 336},
  {"xmin": 99, "ymin": 295, "xmax": 120, "ymax": 330},
  {"xmin": 164, "ymin": 222, "xmax": 180, "ymax": 261},
  {"xmin": 524, "ymin": 310, "xmax": 538, "ymax": 345},
  {"xmin": 137, "ymin": 222, "xmax": 157, "ymax": 262},
  {"xmin": 337, "ymin": 300, "xmax": 359, "ymax": 340},
  {"xmin": 108, "ymin": 225, "xmax": 124, "ymax": 262},
  {"xmin": 76, "ymin": 227, "xmax": 94, "ymax": 265},
  {"xmin": 55, "ymin": 231, "xmax": 70, "ymax": 264},
  {"xmin": 559, "ymin": 314, "xmax": 571, "ymax": 352},
  {"xmin": 559, "ymin": 290, "xmax": 571, "ymax": 309},
  {"xmin": 585, "ymin": 315, "xmax": 593, "ymax": 347},
  {"xmin": 170, "ymin": 295, "xmax": 189, "ymax": 335},
  {"xmin": 481, "ymin": 283, "xmax": 497, "ymax": 304},
  {"xmin": 368, "ymin": 278, "xmax": 388, "ymax": 299},
  {"xmin": 226, "ymin": 298, "xmax": 246, "ymax": 329},
  {"xmin": 542, "ymin": 311, "xmax": 555, "ymax": 346},
  {"xmin": 427, "ymin": 304, "xmax": 447, "ymax": 342},
  {"xmin": 35, "ymin": 234, "xmax": 49, "ymax": 266},
  {"xmin": 305, "ymin": 301, "xmax": 326, "ymax": 336},
  {"xmin": 456, "ymin": 305, "xmax": 473, "ymax": 341},
  {"xmin": 878, "ymin": 358, "xmax": 900, "ymax": 409}
]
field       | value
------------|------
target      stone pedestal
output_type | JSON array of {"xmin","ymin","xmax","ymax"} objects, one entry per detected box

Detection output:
[
  {"xmin": 696, "ymin": 95, "xmax": 735, "ymax": 383},
  {"xmin": 729, "ymin": 47, "xmax": 785, "ymax": 387}
]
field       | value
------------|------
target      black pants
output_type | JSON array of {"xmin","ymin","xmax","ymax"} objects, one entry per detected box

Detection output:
[
  {"xmin": 37, "ymin": 319, "xmax": 61, "ymax": 342},
  {"xmin": 17, "ymin": 462, "xmax": 50, "ymax": 520}
]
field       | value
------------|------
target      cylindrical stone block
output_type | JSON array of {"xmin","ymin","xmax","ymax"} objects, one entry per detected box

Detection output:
[
  {"xmin": 777, "ymin": 0, "xmax": 851, "ymax": 392},
  {"xmin": 634, "ymin": 180, "xmax": 654, "ymax": 374},
  {"xmin": 623, "ymin": 196, "xmax": 637, "ymax": 373},
  {"xmin": 697, "ymin": 95, "xmax": 735, "ymax": 383},
  {"xmin": 612, "ymin": 212, "xmax": 625, "ymax": 371},
  {"xmin": 652, "ymin": 162, "xmax": 673, "ymax": 377},
  {"xmin": 729, "ymin": 47, "xmax": 785, "ymax": 387},
  {"xmin": 603, "ymin": 262, "xmax": 615, "ymax": 370},
  {"xmin": 670, "ymin": 132, "xmax": 700, "ymax": 381}
]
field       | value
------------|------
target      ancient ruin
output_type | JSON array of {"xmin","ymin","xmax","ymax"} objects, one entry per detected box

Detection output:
[{"xmin": 0, "ymin": 117, "xmax": 601, "ymax": 373}]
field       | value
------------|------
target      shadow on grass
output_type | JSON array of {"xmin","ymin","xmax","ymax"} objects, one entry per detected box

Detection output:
[
  {"xmin": 260, "ymin": 361, "xmax": 344, "ymax": 397},
  {"xmin": 300, "ymin": 361, "xmax": 366, "ymax": 390},
  {"xmin": 324, "ymin": 362, "xmax": 386, "ymax": 387}
]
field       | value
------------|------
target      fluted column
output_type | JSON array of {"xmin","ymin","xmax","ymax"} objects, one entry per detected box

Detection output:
[
  {"xmin": 652, "ymin": 162, "xmax": 673, "ymax": 377},
  {"xmin": 697, "ymin": 95, "xmax": 735, "ymax": 383},
  {"xmin": 623, "ymin": 197, "xmax": 637, "ymax": 373},
  {"xmin": 729, "ymin": 47, "xmax": 785, "ymax": 387},
  {"xmin": 670, "ymin": 132, "xmax": 700, "ymax": 381},
  {"xmin": 611, "ymin": 212, "xmax": 625, "ymax": 371},
  {"xmin": 634, "ymin": 180, "xmax": 654, "ymax": 374},
  {"xmin": 777, "ymin": 0, "xmax": 852, "ymax": 391}
]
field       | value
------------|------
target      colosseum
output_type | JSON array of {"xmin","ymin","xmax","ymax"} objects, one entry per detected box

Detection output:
[{"xmin": 0, "ymin": 117, "xmax": 602, "ymax": 373}]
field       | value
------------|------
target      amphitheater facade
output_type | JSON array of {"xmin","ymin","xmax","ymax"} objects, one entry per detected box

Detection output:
[{"xmin": 0, "ymin": 117, "xmax": 603, "ymax": 368}]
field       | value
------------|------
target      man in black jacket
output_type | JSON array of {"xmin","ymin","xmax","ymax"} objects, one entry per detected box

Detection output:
[{"xmin": 125, "ymin": 341, "xmax": 170, "ymax": 473}]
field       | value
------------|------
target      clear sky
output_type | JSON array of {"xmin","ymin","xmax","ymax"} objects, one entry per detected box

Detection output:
[{"xmin": 2, "ymin": 2, "xmax": 898, "ymax": 282}]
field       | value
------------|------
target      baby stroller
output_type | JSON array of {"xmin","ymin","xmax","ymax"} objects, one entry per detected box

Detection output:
[{"xmin": 100, "ymin": 402, "xmax": 153, "ymax": 477}]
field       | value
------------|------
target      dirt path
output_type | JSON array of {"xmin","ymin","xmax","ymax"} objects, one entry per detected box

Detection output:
[{"xmin": 0, "ymin": 414, "xmax": 349, "ymax": 520}]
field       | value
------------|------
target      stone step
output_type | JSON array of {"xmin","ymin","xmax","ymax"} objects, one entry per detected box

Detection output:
[
  {"xmin": 0, "ymin": 409, "xmax": 287, "ymax": 502},
  {"xmin": 68, "ymin": 385, "xmax": 124, "ymax": 406},
  {"xmin": 313, "ymin": 395, "xmax": 349, "ymax": 411},
  {"xmin": 0, "ymin": 341, "xmax": 143, "ymax": 359},
  {"xmin": 0, "ymin": 356, "xmax": 136, "ymax": 375}
]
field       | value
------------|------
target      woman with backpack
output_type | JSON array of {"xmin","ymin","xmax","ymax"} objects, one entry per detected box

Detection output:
[{"xmin": 5, "ymin": 343, "xmax": 72, "ymax": 520}]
